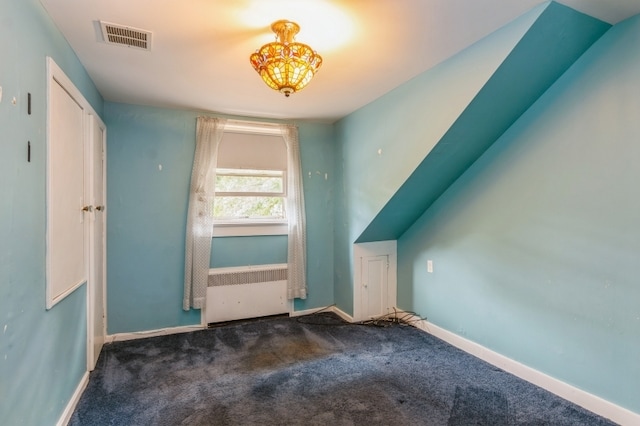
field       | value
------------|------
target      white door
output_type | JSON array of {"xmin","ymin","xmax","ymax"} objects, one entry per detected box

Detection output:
[
  {"xmin": 87, "ymin": 115, "xmax": 106, "ymax": 370},
  {"xmin": 361, "ymin": 255, "xmax": 388, "ymax": 320}
]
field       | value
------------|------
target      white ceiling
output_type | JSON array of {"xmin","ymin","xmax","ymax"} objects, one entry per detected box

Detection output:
[{"xmin": 40, "ymin": 0, "xmax": 640, "ymax": 123}]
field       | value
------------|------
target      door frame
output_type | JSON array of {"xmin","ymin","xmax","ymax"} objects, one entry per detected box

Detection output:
[{"xmin": 46, "ymin": 57, "xmax": 107, "ymax": 371}]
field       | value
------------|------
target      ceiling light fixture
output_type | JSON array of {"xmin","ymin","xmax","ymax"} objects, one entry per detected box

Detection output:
[{"xmin": 249, "ymin": 20, "xmax": 323, "ymax": 97}]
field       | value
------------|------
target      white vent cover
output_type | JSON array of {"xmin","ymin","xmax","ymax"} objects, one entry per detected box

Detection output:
[
  {"xmin": 209, "ymin": 265, "xmax": 288, "ymax": 287},
  {"xmin": 100, "ymin": 21, "xmax": 151, "ymax": 51}
]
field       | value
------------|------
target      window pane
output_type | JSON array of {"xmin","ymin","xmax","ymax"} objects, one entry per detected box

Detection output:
[
  {"xmin": 213, "ymin": 196, "xmax": 285, "ymax": 219},
  {"xmin": 216, "ymin": 169, "xmax": 284, "ymax": 193}
]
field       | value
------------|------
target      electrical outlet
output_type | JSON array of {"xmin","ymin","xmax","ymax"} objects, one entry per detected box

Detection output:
[{"xmin": 427, "ymin": 260, "xmax": 433, "ymax": 273}]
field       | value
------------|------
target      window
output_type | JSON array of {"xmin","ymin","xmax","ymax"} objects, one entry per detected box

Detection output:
[
  {"xmin": 212, "ymin": 123, "xmax": 288, "ymax": 236},
  {"xmin": 214, "ymin": 168, "xmax": 286, "ymax": 221}
]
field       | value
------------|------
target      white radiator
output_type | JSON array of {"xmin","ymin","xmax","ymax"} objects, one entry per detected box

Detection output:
[{"xmin": 205, "ymin": 264, "xmax": 289, "ymax": 324}]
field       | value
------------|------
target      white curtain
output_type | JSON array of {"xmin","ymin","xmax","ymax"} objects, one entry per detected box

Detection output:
[
  {"xmin": 183, "ymin": 117, "xmax": 226, "ymax": 310},
  {"xmin": 281, "ymin": 124, "xmax": 307, "ymax": 299}
]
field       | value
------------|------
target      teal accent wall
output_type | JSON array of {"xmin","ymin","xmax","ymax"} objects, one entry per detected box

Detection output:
[
  {"xmin": 211, "ymin": 236, "xmax": 287, "ymax": 268},
  {"xmin": 0, "ymin": 0, "xmax": 103, "ymax": 424},
  {"xmin": 294, "ymin": 122, "xmax": 335, "ymax": 311},
  {"xmin": 398, "ymin": 13, "xmax": 640, "ymax": 413},
  {"xmin": 104, "ymin": 103, "xmax": 201, "ymax": 333},
  {"xmin": 105, "ymin": 103, "xmax": 334, "ymax": 333},
  {"xmin": 333, "ymin": 3, "xmax": 549, "ymax": 315}
]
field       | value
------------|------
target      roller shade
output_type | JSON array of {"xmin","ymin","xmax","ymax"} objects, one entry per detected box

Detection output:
[{"xmin": 218, "ymin": 132, "xmax": 287, "ymax": 171}]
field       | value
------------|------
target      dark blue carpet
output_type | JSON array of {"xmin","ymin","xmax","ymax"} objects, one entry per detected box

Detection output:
[{"xmin": 70, "ymin": 313, "xmax": 617, "ymax": 425}]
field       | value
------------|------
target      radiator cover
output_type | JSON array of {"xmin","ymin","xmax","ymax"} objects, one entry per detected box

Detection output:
[
  {"xmin": 206, "ymin": 264, "xmax": 289, "ymax": 323},
  {"xmin": 208, "ymin": 265, "xmax": 287, "ymax": 287}
]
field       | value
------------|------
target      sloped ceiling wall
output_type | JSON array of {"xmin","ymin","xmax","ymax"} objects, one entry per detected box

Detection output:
[
  {"xmin": 356, "ymin": 2, "xmax": 610, "ymax": 243},
  {"xmin": 333, "ymin": 1, "xmax": 610, "ymax": 315}
]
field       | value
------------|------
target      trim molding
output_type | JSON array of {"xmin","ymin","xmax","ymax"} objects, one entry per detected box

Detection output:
[
  {"xmin": 289, "ymin": 305, "xmax": 354, "ymax": 323},
  {"xmin": 112, "ymin": 303, "xmax": 352, "ymax": 339},
  {"xmin": 56, "ymin": 371, "xmax": 89, "ymax": 426},
  {"xmin": 330, "ymin": 306, "xmax": 354, "ymax": 323},
  {"xmin": 289, "ymin": 307, "xmax": 328, "ymax": 317},
  {"xmin": 106, "ymin": 324, "xmax": 205, "ymax": 343},
  {"xmin": 401, "ymin": 311, "xmax": 639, "ymax": 425},
  {"xmin": 107, "ymin": 305, "xmax": 345, "ymax": 341}
]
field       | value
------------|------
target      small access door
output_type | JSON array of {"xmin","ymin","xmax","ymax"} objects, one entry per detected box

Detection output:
[
  {"xmin": 361, "ymin": 255, "xmax": 389, "ymax": 320},
  {"xmin": 353, "ymin": 240, "xmax": 397, "ymax": 322}
]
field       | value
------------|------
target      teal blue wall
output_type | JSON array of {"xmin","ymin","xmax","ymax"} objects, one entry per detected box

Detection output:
[
  {"xmin": 398, "ymin": 14, "xmax": 640, "ymax": 413},
  {"xmin": 333, "ymin": 3, "xmax": 547, "ymax": 315},
  {"xmin": 211, "ymin": 236, "xmax": 287, "ymax": 268},
  {"xmin": 357, "ymin": 2, "xmax": 608, "ymax": 243},
  {"xmin": 104, "ymin": 103, "xmax": 201, "ymax": 333},
  {"xmin": 294, "ymin": 122, "xmax": 335, "ymax": 311},
  {"xmin": 0, "ymin": 0, "xmax": 103, "ymax": 424},
  {"xmin": 105, "ymin": 103, "xmax": 334, "ymax": 333}
]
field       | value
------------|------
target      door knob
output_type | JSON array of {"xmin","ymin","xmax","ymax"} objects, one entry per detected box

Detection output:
[
  {"xmin": 95, "ymin": 205, "xmax": 105, "ymax": 211},
  {"xmin": 82, "ymin": 205, "xmax": 93, "ymax": 212}
]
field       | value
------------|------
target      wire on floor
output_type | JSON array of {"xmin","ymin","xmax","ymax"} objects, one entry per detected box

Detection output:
[
  {"xmin": 295, "ymin": 306, "xmax": 428, "ymax": 328},
  {"xmin": 357, "ymin": 308, "xmax": 427, "ymax": 328},
  {"xmin": 295, "ymin": 305, "xmax": 352, "ymax": 326}
]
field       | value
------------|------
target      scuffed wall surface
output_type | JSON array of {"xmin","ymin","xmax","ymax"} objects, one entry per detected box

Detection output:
[{"xmin": 0, "ymin": 0, "xmax": 103, "ymax": 424}]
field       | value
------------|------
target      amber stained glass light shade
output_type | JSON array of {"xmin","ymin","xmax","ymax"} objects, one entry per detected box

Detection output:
[{"xmin": 250, "ymin": 20, "xmax": 323, "ymax": 97}]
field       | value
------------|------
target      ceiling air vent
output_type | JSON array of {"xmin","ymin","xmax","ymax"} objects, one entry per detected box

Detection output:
[{"xmin": 100, "ymin": 21, "xmax": 152, "ymax": 51}]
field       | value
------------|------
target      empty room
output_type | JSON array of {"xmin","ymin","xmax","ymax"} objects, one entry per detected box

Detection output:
[{"xmin": 1, "ymin": 0, "xmax": 639, "ymax": 424}]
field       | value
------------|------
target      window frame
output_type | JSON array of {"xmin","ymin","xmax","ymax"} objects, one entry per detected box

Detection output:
[
  {"xmin": 213, "ymin": 168, "xmax": 287, "ymax": 225},
  {"xmin": 212, "ymin": 121, "xmax": 289, "ymax": 237}
]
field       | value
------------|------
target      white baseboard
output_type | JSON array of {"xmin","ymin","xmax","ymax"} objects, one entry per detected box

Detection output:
[
  {"xmin": 289, "ymin": 307, "xmax": 327, "ymax": 317},
  {"xmin": 57, "ymin": 371, "xmax": 89, "ymax": 426},
  {"xmin": 400, "ymin": 311, "xmax": 639, "ymax": 426},
  {"xmin": 110, "ymin": 307, "xmax": 348, "ymax": 341},
  {"xmin": 330, "ymin": 306, "xmax": 354, "ymax": 323},
  {"xmin": 106, "ymin": 324, "xmax": 205, "ymax": 343},
  {"xmin": 290, "ymin": 305, "xmax": 354, "ymax": 323}
]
